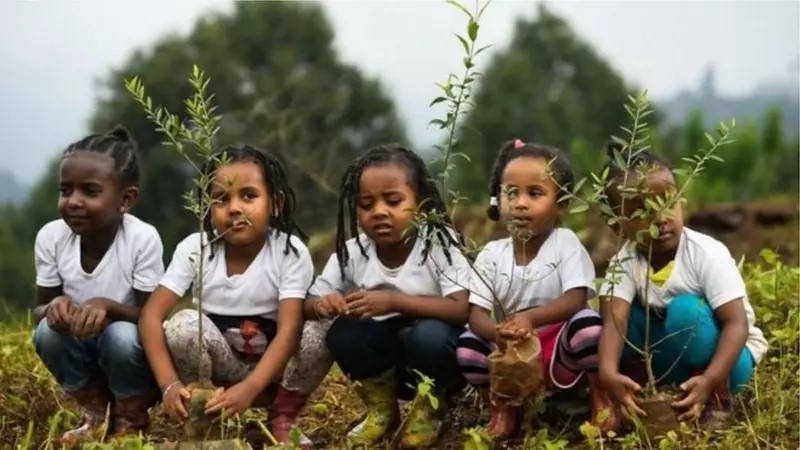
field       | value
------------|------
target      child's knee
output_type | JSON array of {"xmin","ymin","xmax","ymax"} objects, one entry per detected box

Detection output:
[
  {"xmin": 99, "ymin": 322, "xmax": 143, "ymax": 362},
  {"xmin": 564, "ymin": 309, "xmax": 602, "ymax": 350},
  {"xmin": 455, "ymin": 331, "xmax": 490, "ymax": 366},
  {"xmin": 33, "ymin": 320, "xmax": 64, "ymax": 355},
  {"xmin": 405, "ymin": 320, "xmax": 457, "ymax": 359},
  {"xmin": 164, "ymin": 309, "xmax": 200, "ymax": 350},
  {"xmin": 665, "ymin": 294, "xmax": 714, "ymax": 333},
  {"xmin": 298, "ymin": 320, "xmax": 332, "ymax": 359}
]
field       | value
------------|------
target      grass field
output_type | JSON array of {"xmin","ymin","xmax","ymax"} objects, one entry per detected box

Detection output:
[{"xmin": 1, "ymin": 250, "xmax": 797, "ymax": 449}]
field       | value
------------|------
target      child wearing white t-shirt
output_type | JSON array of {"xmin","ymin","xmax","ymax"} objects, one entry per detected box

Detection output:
[
  {"xmin": 307, "ymin": 144, "xmax": 471, "ymax": 448},
  {"xmin": 32, "ymin": 129, "xmax": 164, "ymax": 444},
  {"xmin": 138, "ymin": 146, "xmax": 315, "ymax": 446},
  {"xmin": 597, "ymin": 148, "xmax": 767, "ymax": 430},
  {"xmin": 455, "ymin": 140, "xmax": 616, "ymax": 438}
]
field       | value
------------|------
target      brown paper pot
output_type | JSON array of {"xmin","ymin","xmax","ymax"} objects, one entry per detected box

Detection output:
[
  {"xmin": 184, "ymin": 381, "xmax": 222, "ymax": 441},
  {"xmin": 639, "ymin": 391, "xmax": 680, "ymax": 437},
  {"xmin": 488, "ymin": 334, "xmax": 544, "ymax": 406}
]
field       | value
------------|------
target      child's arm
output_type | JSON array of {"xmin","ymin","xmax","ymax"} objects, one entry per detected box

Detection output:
[
  {"xmin": 138, "ymin": 287, "xmax": 183, "ymax": 392},
  {"xmin": 469, "ymin": 305, "xmax": 497, "ymax": 342},
  {"xmin": 672, "ymin": 299, "xmax": 748, "ymax": 420},
  {"xmin": 598, "ymin": 296, "xmax": 645, "ymax": 416},
  {"xmin": 205, "ymin": 297, "xmax": 304, "ymax": 416},
  {"xmin": 517, "ymin": 287, "xmax": 588, "ymax": 328}
]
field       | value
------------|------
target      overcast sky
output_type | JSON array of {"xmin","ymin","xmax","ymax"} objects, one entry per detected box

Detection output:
[{"xmin": 0, "ymin": 0, "xmax": 797, "ymax": 186}]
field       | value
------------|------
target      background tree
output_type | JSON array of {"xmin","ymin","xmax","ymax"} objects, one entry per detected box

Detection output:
[
  {"xmin": 448, "ymin": 4, "xmax": 650, "ymax": 200},
  {"xmin": 26, "ymin": 1, "xmax": 406, "ymax": 254}
]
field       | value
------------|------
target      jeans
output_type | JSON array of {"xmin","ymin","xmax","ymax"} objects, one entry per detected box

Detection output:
[
  {"xmin": 33, "ymin": 320, "xmax": 155, "ymax": 399},
  {"xmin": 326, "ymin": 317, "xmax": 464, "ymax": 399},
  {"xmin": 624, "ymin": 294, "xmax": 754, "ymax": 393}
]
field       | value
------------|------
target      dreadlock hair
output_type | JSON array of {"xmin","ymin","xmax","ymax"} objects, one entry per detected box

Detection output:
[
  {"xmin": 486, "ymin": 139, "xmax": 575, "ymax": 221},
  {"xmin": 200, "ymin": 145, "xmax": 307, "ymax": 258},
  {"xmin": 63, "ymin": 127, "xmax": 140, "ymax": 188},
  {"xmin": 335, "ymin": 143, "xmax": 460, "ymax": 278},
  {"xmin": 603, "ymin": 142, "xmax": 674, "ymax": 214}
]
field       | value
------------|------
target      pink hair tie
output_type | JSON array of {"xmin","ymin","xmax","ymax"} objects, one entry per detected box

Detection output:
[{"xmin": 513, "ymin": 139, "xmax": 525, "ymax": 149}]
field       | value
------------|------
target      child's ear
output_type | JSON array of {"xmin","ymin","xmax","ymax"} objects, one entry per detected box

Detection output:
[{"xmin": 119, "ymin": 186, "xmax": 139, "ymax": 214}]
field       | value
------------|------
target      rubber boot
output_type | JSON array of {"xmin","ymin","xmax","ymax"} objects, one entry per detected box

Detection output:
[
  {"xmin": 111, "ymin": 390, "xmax": 157, "ymax": 438},
  {"xmin": 479, "ymin": 387, "xmax": 517, "ymax": 439},
  {"xmin": 399, "ymin": 388, "xmax": 448, "ymax": 448},
  {"xmin": 588, "ymin": 373, "xmax": 622, "ymax": 434},
  {"xmin": 269, "ymin": 385, "xmax": 313, "ymax": 448},
  {"xmin": 60, "ymin": 375, "xmax": 112, "ymax": 445},
  {"xmin": 347, "ymin": 370, "xmax": 400, "ymax": 448}
]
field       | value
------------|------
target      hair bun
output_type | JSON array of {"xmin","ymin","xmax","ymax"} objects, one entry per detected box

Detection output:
[{"xmin": 108, "ymin": 126, "xmax": 133, "ymax": 143}]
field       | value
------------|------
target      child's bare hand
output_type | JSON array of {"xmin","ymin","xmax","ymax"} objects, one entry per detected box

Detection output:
[
  {"xmin": 313, "ymin": 293, "xmax": 348, "ymax": 319},
  {"xmin": 205, "ymin": 380, "xmax": 258, "ymax": 418},
  {"xmin": 70, "ymin": 299, "xmax": 111, "ymax": 339},
  {"xmin": 162, "ymin": 381, "xmax": 190, "ymax": 424},
  {"xmin": 601, "ymin": 370, "xmax": 645, "ymax": 418},
  {"xmin": 345, "ymin": 290, "xmax": 396, "ymax": 320},
  {"xmin": 46, "ymin": 296, "xmax": 73, "ymax": 332},
  {"xmin": 497, "ymin": 314, "xmax": 533, "ymax": 341},
  {"xmin": 672, "ymin": 374, "xmax": 713, "ymax": 421}
]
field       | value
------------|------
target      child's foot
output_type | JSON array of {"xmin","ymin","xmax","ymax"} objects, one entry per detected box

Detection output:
[
  {"xmin": 60, "ymin": 376, "xmax": 112, "ymax": 445},
  {"xmin": 347, "ymin": 370, "xmax": 400, "ymax": 447},
  {"xmin": 111, "ymin": 390, "xmax": 157, "ymax": 438},
  {"xmin": 399, "ymin": 389, "xmax": 448, "ymax": 448},
  {"xmin": 269, "ymin": 385, "xmax": 313, "ymax": 448},
  {"xmin": 486, "ymin": 402, "xmax": 517, "ymax": 439},
  {"xmin": 701, "ymin": 377, "xmax": 732, "ymax": 430}
]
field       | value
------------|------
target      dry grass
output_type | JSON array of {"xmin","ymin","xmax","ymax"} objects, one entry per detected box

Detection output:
[{"xmin": 1, "ymin": 253, "xmax": 798, "ymax": 449}]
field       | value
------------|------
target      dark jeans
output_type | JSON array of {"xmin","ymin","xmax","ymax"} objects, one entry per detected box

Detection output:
[{"xmin": 326, "ymin": 316, "xmax": 464, "ymax": 399}]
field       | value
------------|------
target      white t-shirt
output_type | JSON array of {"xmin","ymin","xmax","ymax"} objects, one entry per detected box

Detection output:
[
  {"xmin": 469, "ymin": 228, "xmax": 596, "ymax": 316},
  {"xmin": 599, "ymin": 227, "xmax": 767, "ymax": 363},
  {"xmin": 160, "ymin": 230, "xmax": 313, "ymax": 321},
  {"xmin": 34, "ymin": 214, "xmax": 164, "ymax": 306},
  {"xmin": 309, "ymin": 230, "xmax": 471, "ymax": 321}
]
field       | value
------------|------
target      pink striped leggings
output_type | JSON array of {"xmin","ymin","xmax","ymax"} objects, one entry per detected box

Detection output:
[{"xmin": 456, "ymin": 308, "xmax": 602, "ymax": 391}]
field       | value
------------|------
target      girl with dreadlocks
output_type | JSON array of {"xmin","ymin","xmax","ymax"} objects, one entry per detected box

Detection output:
[
  {"xmin": 33, "ymin": 128, "xmax": 163, "ymax": 444},
  {"xmin": 310, "ymin": 143, "xmax": 470, "ymax": 448},
  {"xmin": 139, "ymin": 145, "xmax": 313, "ymax": 445}
]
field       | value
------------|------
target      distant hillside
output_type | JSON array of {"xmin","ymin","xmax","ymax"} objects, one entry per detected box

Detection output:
[
  {"xmin": 0, "ymin": 170, "xmax": 26, "ymax": 206},
  {"xmin": 659, "ymin": 66, "xmax": 800, "ymax": 137}
]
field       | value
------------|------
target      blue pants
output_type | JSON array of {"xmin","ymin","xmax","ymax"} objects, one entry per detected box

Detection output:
[
  {"xmin": 326, "ymin": 317, "xmax": 464, "ymax": 399},
  {"xmin": 33, "ymin": 320, "xmax": 155, "ymax": 399},
  {"xmin": 623, "ymin": 294, "xmax": 754, "ymax": 393}
]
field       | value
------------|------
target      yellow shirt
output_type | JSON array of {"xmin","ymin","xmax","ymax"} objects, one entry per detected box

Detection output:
[{"xmin": 649, "ymin": 261, "xmax": 675, "ymax": 287}]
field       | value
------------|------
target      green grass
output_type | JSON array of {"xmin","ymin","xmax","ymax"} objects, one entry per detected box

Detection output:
[{"xmin": 1, "ymin": 250, "xmax": 797, "ymax": 449}]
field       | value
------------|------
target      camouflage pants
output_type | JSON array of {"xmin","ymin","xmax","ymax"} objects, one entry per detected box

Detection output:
[{"xmin": 165, "ymin": 310, "xmax": 333, "ymax": 395}]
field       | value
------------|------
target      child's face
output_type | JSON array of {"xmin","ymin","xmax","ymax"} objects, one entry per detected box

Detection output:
[
  {"xmin": 58, "ymin": 152, "xmax": 133, "ymax": 236},
  {"xmin": 356, "ymin": 163, "xmax": 417, "ymax": 247},
  {"xmin": 614, "ymin": 167, "xmax": 684, "ymax": 256},
  {"xmin": 209, "ymin": 161, "xmax": 273, "ymax": 247},
  {"xmin": 499, "ymin": 156, "xmax": 564, "ymax": 240}
]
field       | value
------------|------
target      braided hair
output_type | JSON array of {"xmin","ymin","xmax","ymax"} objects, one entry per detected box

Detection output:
[
  {"xmin": 63, "ymin": 127, "xmax": 140, "ymax": 188},
  {"xmin": 200, "ymin": 145, "xmax": 307, "ymax": 257},
  {"xmin": 335, "ymin": 143, "xmax": 460, "ymax": 277},
  {"xmin": 486, "ymin": 139, "xmax": 574, "ymax": 221}
]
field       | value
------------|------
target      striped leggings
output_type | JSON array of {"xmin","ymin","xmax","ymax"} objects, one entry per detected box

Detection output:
[{"xmin": 456, "ymin": 309, "xmax": 602, "ymax": 390}]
